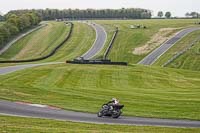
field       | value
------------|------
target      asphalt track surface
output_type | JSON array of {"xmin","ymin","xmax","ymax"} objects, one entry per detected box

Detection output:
[
  {"xmin": 0, "ymin": 62, "xmax": 63, "ymax": 75},
  {"xmin": 1, "ymin": 24, "xmax": 200, "ymax": 128},
  {"xmin": 138, "ymin": 27, "xmax": 200, "ymax": 65},
  {"xmin": 81, "ymin": 22, "xmax": 107, "ymax": 60},
  {"xmin": 0, "ymin": 100, "xmax": 200, "ymax": 128}
]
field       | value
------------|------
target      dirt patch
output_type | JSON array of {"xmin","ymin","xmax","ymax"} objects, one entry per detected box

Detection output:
[{"xmin": 133, "ymin": 28, "xmax": 182, "ymax": 55}]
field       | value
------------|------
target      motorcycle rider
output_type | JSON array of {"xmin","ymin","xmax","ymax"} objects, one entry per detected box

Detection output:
[{"xmin": 107, "ymin": 98, "xmax": 119, "ymax": 111}]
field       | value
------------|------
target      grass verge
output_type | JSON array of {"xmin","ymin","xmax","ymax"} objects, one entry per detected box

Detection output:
[
  {"xmin": 43, "ymin": 22, "xmax": 95, "ymax": 62},
  {"xmin": 95, "ymin": 19, "xmax": 198, "ymax": 64},
  {"xmin": 154, "ymin": 30, "xmax": 200, "ymax": 71},
  {"xmin": 167, "ymin": 41, "xmax": 200, "ymax": 71},
  {"xmin": 1, "ymin": 115, "xmax": 200, "ymax": 133},
  {"xmin": 0, "ymin": 21, "xmax": 70, "ymax": 60},
  {"xmin": 0, "ymin": 64, "xmax": 200, "ymax": 120}
]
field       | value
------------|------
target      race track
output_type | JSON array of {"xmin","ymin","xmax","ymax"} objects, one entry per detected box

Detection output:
[
  {"xmin": 138, "ymin": 27, "xmax": 200, "ymax": 65},
  {"xmin": 1, "ymin": 24, "xmax": 200, "ymax": 128},
  {"xmin": 81, "ymin": 22, "xmax": 107, "ymax": 60},
  {"xmin": 0, "ymin": 62, "xmax": 63, "ymax": 75},
  {"xmin": 0, "ymin": 100, "xmax": 200, "ymax": 128}
]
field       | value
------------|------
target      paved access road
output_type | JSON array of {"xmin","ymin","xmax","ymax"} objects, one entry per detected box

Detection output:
[
  {"xmin": 81, "ymin": 22, "xmax": 107, "ymax": 60},
  {"xmin": 138, "ymin": 27, "xmax": 200, "ymax": 65},
  {"xmin": 0, "ymin": 62, "xmax": 63, "ymax": 75},
  {"xmin": 0, "ymin": 100, "xmax": 200, "ymax": 128}
]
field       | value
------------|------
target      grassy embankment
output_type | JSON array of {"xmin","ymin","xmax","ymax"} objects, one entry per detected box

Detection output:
[
  {"xmin": 0, "ymin": 63, "xmax": 200, "ymax": 120},
  {"xmin": 0, "ymin": 22, "xmax": 70, "ymax": 60},
  {"xmin": 154, "ymin": 30, "xmax": 200, "ymax": 71},
  {"xmin": 92, "ymin": 22, "xmax": 116, "ymax": 59},
  {"xmin": 0, "ymin": 20, "xmax": 200, "ymax": 131},
  {"xmin": 1, "ymin": 115, "xmax": 200, "ymax": 133},
  {"xmin": 95, "ymin": 19, "xmax": 198, "ymax": 64},
  {"xmin": 43, "ymin": 22, "xmax": 95, "ymax": 62},
  {"xmin": 0, "ymin": 22, "xmax": 95, "ymax": 66},
  {"xmin": 1, "ymin": 19, "xmax": 198, "ymax": 64}
]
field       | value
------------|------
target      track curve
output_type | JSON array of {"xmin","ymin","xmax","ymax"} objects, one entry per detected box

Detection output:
[
  {"xmin": 1, "ymin": 24, "xmax": 200, "ymax": 128},
  {"xmin": 138, "ymin": 27, "xmax": 200, "ymax": 65},
  {"xmin": 0, "ymin": 100, "xmax": 200, "ymax": 128},
  {"xmin": 81, "ymin": 22, "xmax": 107, "ymax": 60}
]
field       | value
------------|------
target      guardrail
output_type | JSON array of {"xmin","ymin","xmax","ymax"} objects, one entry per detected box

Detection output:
[
  {"xmin": 162, "ymin": 37, "xmax": 200, "ymax": 67},
  {"xmin": 0, "ymin": 22, "xmax": 73, "ymax": 63},
  {"xmin": 103, "ymin": 27, "xmax": 118, "ymax": 60}
]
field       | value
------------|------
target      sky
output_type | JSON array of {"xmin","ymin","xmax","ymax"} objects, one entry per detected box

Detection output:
[{"xmin": 0, "ymin": 0, "xmax": 200, "ymax": 17}]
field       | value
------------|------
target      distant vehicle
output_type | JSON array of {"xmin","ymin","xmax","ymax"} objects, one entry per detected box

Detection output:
[
  {"xmin": 130, "ymin": 24, "xmax": 147, "ymax": 29},
  {"xmin": 130, "ymin": 25, "xmax": 137, "ymax": 29},
  {"xmin": 97, "ymin": 99, "xmax": 124, "ymax": 118}
]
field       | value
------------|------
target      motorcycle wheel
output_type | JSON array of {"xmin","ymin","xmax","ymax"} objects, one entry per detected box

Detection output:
[
  {"xmin": 112, "ymin": 111, "xmax": 121, "ymax": 118},
  {"xmin": 97, "ymin": 111, "xmax": 103, "ymax": 117}
]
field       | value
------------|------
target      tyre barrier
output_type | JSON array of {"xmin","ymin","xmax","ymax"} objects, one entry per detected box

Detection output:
[
  {"xmin": 103, "ymin": 27, "xmax": 118, "ymax": 60},
  {"xmin": 66, "ymin": 59, "xmax": 127, "ymax": 66},
  {"xmin": 0, "ymin": 22, "xmax": 73, "ymax": 63}
]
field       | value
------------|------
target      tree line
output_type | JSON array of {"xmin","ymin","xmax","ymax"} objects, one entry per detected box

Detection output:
[
  {"xmin": 0, "ymin": 12, "xmax": 41, "ymax": 49},
  {"xmin": 0, "ymin": 15, "xmax": 4, "ymax": 21},
  {"xmin": 157, "ymin": 11, "xmax": 172, "ymax": 18},
  {"xmin": 8, "ymin": 8, "xmax": 152, "ymax": 20},
  {"xmin": 157, "ymin": 11, "xmax": 200, "ymax": 19},
  {"xmin": 185, "ymin": 12, "xmax": 200, "ymax": 18}
]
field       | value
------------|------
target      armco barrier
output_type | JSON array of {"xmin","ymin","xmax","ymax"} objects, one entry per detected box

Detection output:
[
  {"xmin": 103, "ymin": 27, "xmax": 118, "ymax": 60},
  {"xmin": 0, "ymin": 22, "xmax": 73, "ymax": 63},
  {"xmin": 162, "ymin": 37, "xmax": 200, "ymax": 67},
  {"xmin": 66, "ymin": 59, "xmax": 127, "ymax": 66}
]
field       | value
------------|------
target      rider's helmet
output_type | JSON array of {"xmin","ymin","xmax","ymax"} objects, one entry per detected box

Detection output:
[
  {"xmin": 112, "ymin": 98, "xmax": 117, "ymax": 101},
  {"xmin": 112, "ymin": 98, "xmax": 119, "ymax": 104}
]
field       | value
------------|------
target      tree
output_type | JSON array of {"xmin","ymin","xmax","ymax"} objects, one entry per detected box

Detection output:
[
  {"xmin": 6, "ymin": 14, "xmax": 20, "ymax": 28},
  {"xmin": 0, "ymin": 11, "xmax": 41, "ymax": 49},
  {"xmin": 0, "ymin": 24, "xmax": 11, "ymax": 44},
  {"xmin": 185, "ymin": 12, "xmax": 190, "ymax": 17},
  {"xmin": 190, "ymin": 12, "xmax": 199, "ymax": 18},
  {"xmin": 185, "ymin": 12, "xmax": 200, "ymax": 18},
  {"xmin": 0, "ymin": 11, "xmax": 3, "ymax": 21},
  {"xmin": 157, "ymin": 11, "xmax": 163, "ymax": 18},
  {"xmin": 165, "ymin": 12, "xmax": 171, "ymax": 18},
  {"xmin": 0, "ymin": 15, "xmax": 3, "ymax": 21},
  {"xmin": 5, "ymin": 23, "xmax": 19, "ymax": 35}
]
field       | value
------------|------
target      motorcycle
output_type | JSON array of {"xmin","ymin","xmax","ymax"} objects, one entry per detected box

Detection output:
[{"xmin": 97, "ymin": 104, "xmax": 124, "ymax": 118}]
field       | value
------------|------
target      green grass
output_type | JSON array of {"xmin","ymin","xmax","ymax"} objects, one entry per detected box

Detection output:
[
  {"xmin": 0, "ymin": 21, "xmax": 70, "ymax": 60},
  {"xmin": 42, "ymin": 22, "xmax": 95, "ymax": 62},
  {"xmin": 95, "ymin": 19, "xmax": 198, "ymax": 64},
  {"xmin": 1, "ymin": 19, "xmax": 200, "ymax": 127},
  {"xmin": 0, "ymin": 64, "xmax": 200, "ymax": 120},
  {"xmin": 167, "ymin": 41, "xmax": 200, "ymax": 71},
  {"xmin": 93, "ymin": 22, "xmax": 116, "ymax": 59},
  {"xmin": 154, "ymin": 30, "xmax": 200, "ymax": 71},
  {"xmin": 1, "ymin": 115, "xmax": 200, "ymax": 133},
  {"xmin": 0, "ymin": 22, "xmax": 95, "ymax": 66}
]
